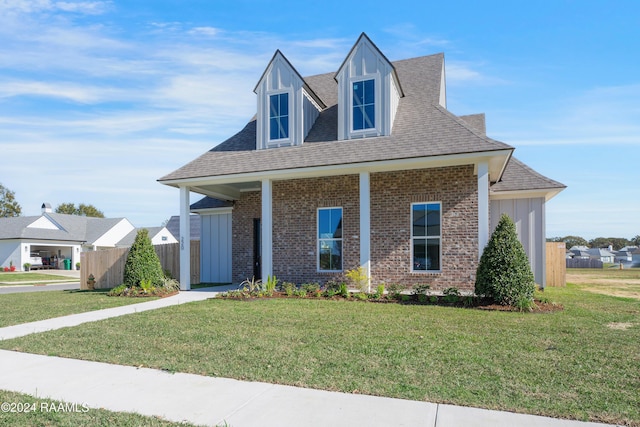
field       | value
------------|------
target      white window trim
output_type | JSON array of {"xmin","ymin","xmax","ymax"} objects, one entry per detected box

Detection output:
[
  {"xmin": 267, "ymin": 89, "xmax": 294, "ymax": 147},
  {"xmin": 317, "ymin": 206, "xmax": 343, "ymax": 273},
  {"xmin": 348, "ymin": 74, "xmax": 381, "ymax": 138},
  {"xmin": 410, "ymin": 201, "xmax": 443, "ymax": 273}
]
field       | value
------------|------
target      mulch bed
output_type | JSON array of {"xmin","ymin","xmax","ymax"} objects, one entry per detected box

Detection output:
[{"xmin": 219, "ymin": 292, "xmax": 563, "ymax": 313}]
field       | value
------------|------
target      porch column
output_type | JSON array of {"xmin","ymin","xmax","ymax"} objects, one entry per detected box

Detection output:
[
  {"xmin": 261, "ymin": 179, "xmax": 273, "ymax": 280},
  {"xmin": 179, "ymin": 186, "xmax": 191, "ymax": 290},
  {"xmin": 359, "ymin": 172, "xmax": 371, "ymax": 292},
  {"xmin": 478, "ymin": 161, "xmax": 489, "ymax": 259}
]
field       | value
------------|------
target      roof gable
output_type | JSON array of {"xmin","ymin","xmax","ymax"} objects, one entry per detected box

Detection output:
[
  {"xmin": 159, "ymin": 53, "xmax": 513, "ymax": 185},
  {"xmin": 27, "ymin": 215, "xmax": 60, "ymax": 230}
]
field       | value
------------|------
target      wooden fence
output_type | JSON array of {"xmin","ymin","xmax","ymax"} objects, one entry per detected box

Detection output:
[
  {"xmin": 546, "ymin": 242, "xmax": 566, "ymax": 287},
  {"xmin": 566, "ymin": 258, "xmax": 603, "ymax": 269},
  {"xmin": 80, "ymin": 241, "xmax": 200, "ymax": 289}
]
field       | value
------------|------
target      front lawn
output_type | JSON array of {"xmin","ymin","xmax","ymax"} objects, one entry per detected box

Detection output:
[
  {"xmin": 0, "ymin": 290, "xmax": 158, "ymax": 328},
  {"xmin": 0, "ymin": 389, "xmax": 199, "ymax": 426},
  {"xmin": 1, "ymin": 284, "xmax": 638, "ymax": 425}
]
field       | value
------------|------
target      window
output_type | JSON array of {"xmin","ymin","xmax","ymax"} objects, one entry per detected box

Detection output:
[
  {"xmin": 411, "ymin": 203, "xmax": 441, "ymax": 272},
  {"xmin": 318, "ymin": 207, "xmax": 343, "ymax": 271},
  {"xmin": 352, "ymin": 79, "xmax": 375, "ymax": 131},
  {"xmin": 269, "ymin": 92, "xmax": 289, "ymax": 140}
]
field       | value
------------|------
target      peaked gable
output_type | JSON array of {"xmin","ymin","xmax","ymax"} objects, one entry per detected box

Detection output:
[
  {"xmin": 334, "ymin": 32, "xmax": 403, "ymax": 140},
  {"xmin": 27, "ymin": 215, "xmax": 60, "ymax": 230},
  {"xmin": 254, "ymin": 50, "xmax": 325, "ymax": 150}
]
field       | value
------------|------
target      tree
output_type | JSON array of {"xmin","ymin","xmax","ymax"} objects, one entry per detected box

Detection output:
[
  {"xmin": 55, "ymin": 203, "xmax": 104, "ymax": 218},
  {"xmin": 0, "ymin": 183, "xmax": 22, "ymax": 217},
  {"xmin": 123, "ymin": 229, "xmax": 164, "ymax": 287},
  {"xmin": 588, "ymin": 237, "xmax": 630, "ymax": 251},
  {"xmin": 631, "ymin": 235, "xmax": 640, "ymax": 246},
  {"xmin": 476, "ymin": 214, "xmax": 535, "ymax": 307}
]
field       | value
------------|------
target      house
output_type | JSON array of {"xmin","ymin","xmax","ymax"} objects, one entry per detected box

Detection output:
[
  {"xmin": 159, "ymin": 33, "xmax": 565, "ymax": 291},
  {"xmin": 0, "ymin": 203, "xmax": 135, "ymax": 271},
  {"xmin": 587, "ymin": 248, "xmax": 615, "ymax": 264},
  {"xmin": 116, "ymin": 227, "xmax": 178, "ymax": 247},
  {"xmin": 568, "ymin": 246, "xmax": 591, "ymax": 259}
]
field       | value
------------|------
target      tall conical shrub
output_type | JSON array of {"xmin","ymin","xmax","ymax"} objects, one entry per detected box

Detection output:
[
  {"xmin": 123, "ymin": 229, "xmax": 164, "ymax": 287},
  {"xmin": 475, "ymin": 214, "xmax": 535, "ymax": 306}
]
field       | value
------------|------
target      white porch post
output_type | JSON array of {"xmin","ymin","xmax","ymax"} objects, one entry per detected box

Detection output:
[
  {"xmin": 478, "ymin": 162, "xmax": 490, "ymax": 259},
  {"xmin": 179, "ymin": 186, "xmax": 191, "ymax": 290},
  {"xmin": 359, "ymin": 172, "xmax": 371, "ymax": 292},
  {"xmin": 261, "ymin": 179, "xmax": 273, "ymax": 280}
]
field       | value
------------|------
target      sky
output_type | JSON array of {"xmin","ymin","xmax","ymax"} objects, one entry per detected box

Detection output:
[{"xmin": 0, "ymin": 0, "xmax": 638, "ymax": 240}]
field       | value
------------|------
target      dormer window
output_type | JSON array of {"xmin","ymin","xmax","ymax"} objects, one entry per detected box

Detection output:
[
  {"xmin": 335, "ymin": 33, "xmax": 404, "ymax": 141},
  {"xmin": 269, "ymin": 92, "xmax": 289, "ymax": 140},
  {"xmin": 254, "ymin": 50, "xmax": 324, "ymax": 150},
  {"xmin": 352, "ymin": 79, "xmax": 375, "ymax": 131}
]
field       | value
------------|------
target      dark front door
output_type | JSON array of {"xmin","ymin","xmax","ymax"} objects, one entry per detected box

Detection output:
[{"xmin": 253, "ymin": 218, "xmax": 261, "ymax": 280}]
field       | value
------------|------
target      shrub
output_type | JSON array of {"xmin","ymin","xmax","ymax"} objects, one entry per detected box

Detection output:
[
  {"xmin": 123, "ymin": 229, "xmax": 164, "ymax": 287},
  {"xmin": 442, "ymin": 287, "xmax": 460, "ymax": 304},
  {"xmin": 475, "ymin": 214, "xmax": 535, "ymax": 306},
  {"xmin": 264, "ymin": 275, "xmax": 278, "ymax": 296},
  {"xmin": 346, "ymin": 266, "xmax": 369, "ymax": 293},
  {"xmin": 412, "ymin": 283, "xmax": 431, "ymax": 295},
  {"xmin": 374, "ymin": 284, "xmax": 385, "ymax": 299},
  {"xmin": 282, "ymin": 282, "xmax": 297, "ymax": 297},
  {"xmin": 338, "ymin": 283, "xmax": 349, "ymax": 298}
]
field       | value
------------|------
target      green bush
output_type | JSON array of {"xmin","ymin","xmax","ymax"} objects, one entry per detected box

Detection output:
[
  {"xmin": 122, "ymin": 229, "xmax": 164, "ymax": 287},
  {"xmin": 475, "ymin": 214, "xmax": 535, "ymax": 306}
]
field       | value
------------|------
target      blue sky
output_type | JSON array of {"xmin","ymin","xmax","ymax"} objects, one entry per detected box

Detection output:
[{"xmin": 0, "ymin": 0, "xmax": 638, "ymax": 240}]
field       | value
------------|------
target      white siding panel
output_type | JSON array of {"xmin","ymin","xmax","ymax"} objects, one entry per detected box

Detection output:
[
  {"xmin": 199, "ymin": 212, "xmax": 232, "ymax": 283},
  {"xmin": 490, "ymin": 197, "xmax": 546, "ymax": 286}
]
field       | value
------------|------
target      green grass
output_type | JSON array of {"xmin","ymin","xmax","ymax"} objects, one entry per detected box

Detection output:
[
  {"xmin": 0, "ymin": 389, "xmax": 200, "ymax": 426},
  {"xmin": 0, "ymin": 290, "xmax": 158, "ymax": 328},
  {"xmin": 1, "ymin": 284, "xmax": 638, "ymax": 425},
  {"xmin": 0, "ymin": 272, "xmax": 76, "ymax": 285}
]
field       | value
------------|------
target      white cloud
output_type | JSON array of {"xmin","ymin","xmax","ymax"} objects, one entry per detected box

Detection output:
[{"xmin": 0, "ymin": 0, "xmax": 110, "ymax": 15}]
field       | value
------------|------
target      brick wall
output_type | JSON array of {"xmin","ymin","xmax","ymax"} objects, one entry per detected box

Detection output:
[
  {"xmin": 231, "ymin": 191, "xmax": 261, "ymax": 284},
  {"xmin": 370, "ymin": 165, "xmax": 478, "ymax": 291},
  {"xmin": 272, "ymin": 175, "xmax": 359, "ymax": 284},
  {"xmin": 229, "ymin": 166, "xmax": 478, "ymax": 290}
]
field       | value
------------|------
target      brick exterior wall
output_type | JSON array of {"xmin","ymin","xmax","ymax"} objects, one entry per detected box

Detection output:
[
  {"xmin": 272, "ymin": 175, "xmax": 359, "ymax": 284},
  {"xmin": 229, "ymin": 165, "xmax": 478, "ymax": 290},
  {"xmin": 370, "ymin": 165, "xmax": 478, "ymax": 291},
  {"xmin": 231, "ymin": 191, "xmax": 261, "ymax": 284}
]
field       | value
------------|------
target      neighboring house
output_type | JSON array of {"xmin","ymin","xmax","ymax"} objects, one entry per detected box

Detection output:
[
  {"xmin": 159, "ymin": 33, "xmax": 565, "ymax": 290},
  {"xmin": 116, "ymin": 227, "xmax": 178, "ymax": 247},
  {"xmin": 632, "ymin": 248, "xmax": 640, "ymax": 266},
  {"xmin": 568, "ymin": 246, "xmax": 591, "ymax": 260},
  {"xmin": 587, "ymin": 248, "xmax": 616, "ymax": 264},
  {"xmin": 616, "ymin": 246, "xmax": 637, "ymax": 264},
  {"xmin": 0, "ymin": 203, "xmax": 135, "ymax": 271}
]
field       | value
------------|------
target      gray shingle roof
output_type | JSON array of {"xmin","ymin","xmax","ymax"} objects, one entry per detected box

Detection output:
[
  {"xmin": 117, "ymin": 227, "xmax": 164, "ymax": 247},
  {"xmin": 491, "ymin": 157, "xmax": 566, "ymax": 193},
  {"xmin": 0, "ymin": 213, "xmax": 127, "ymax": 243},
  {"xmin": 159, "ymin": 53, "xmax": 513, "ymax": 183},
  {"xmin": 190, "ymin": 197, "xmax": 233, "ymax": 210},
  {"xmin": 166, "ymin": 215, "xmax": 201, "ymax": 241}
]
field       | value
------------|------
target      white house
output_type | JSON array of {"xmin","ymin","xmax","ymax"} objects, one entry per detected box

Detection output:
[{"xmin": 0, "ymin": 203, "xmax": 136, "ymax": 271}]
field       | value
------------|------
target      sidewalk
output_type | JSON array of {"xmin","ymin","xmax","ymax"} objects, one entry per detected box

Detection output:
[{"xmin": 0, "ymin": 288, "xmax": 621, "ymax": 427}]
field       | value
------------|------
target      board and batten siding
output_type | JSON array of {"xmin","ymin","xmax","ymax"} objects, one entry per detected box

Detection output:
[
  {"xmin": 490, "ymin": 197, "xmax": 546, "ymax": 287},
  {"xmin": 199, "ymin": 212, "xmax": 232, "ymax": 283}
]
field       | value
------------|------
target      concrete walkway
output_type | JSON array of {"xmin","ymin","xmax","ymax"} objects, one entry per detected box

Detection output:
[{"xmin": 0, "ymin": 288, "xmax": 621, "ymax": 427}]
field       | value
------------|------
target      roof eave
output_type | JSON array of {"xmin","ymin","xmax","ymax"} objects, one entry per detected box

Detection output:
[
  {"xmin": 159, "ymin": 149, "xmax": 513, "ymax": 193},
  {"xmin": 490, "ymin": 186, "xmax": 566, "ymax": 202}
]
